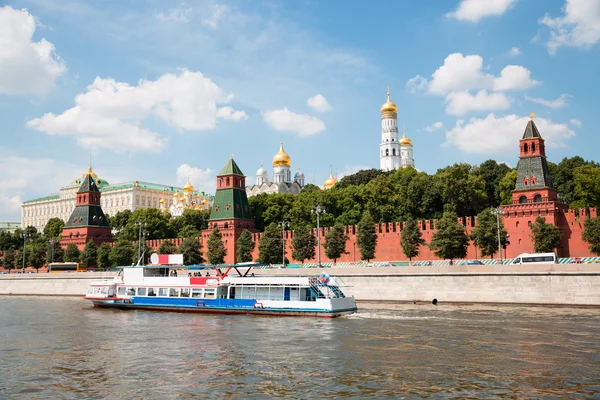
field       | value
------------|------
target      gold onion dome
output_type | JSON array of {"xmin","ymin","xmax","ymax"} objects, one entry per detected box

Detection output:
[
  {"xmin": 273, "ymin": 142, "xmax": 291, "ymax": 167},
  {"xmin": 174, "ymin": 192, "xmax": 181, "ymax": 198},
  {"xmin": 323, "ymin": 167, "xmax": 337, "ymax": 189},
  {"xmin": 83, "ymin": 166, "xmax": 98, "ymax": 179},
  {"xmin": 380, "ymin": 89, "xmax": 398, "ymax": 114},
  {"xmin": 183, "ymin": 178, "xmax": 194, "ymax": 192},
  {"xmin": 400, "ymin": 133, "xmax": 413, "ymax": 146},
  {"xmin": 159, "ymin": 198, "xmax": 166, "ymax": 204}
]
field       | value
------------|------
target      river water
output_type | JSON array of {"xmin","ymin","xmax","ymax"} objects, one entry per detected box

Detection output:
[{"xmin": 0, "ymin": 297, "xmax": 599, "ymax": 399}]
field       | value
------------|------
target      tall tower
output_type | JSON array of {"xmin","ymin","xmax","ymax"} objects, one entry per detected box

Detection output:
[
  {"xmin": 399, "ymin": 125, "xmax": 415, "ymax": 168},
  {"xmin": 60, "ymin": 167, "xmax": 112, "ymax": 250},
  {"xmin": 272, "ymin": 142, "xmax": 292, "ymax": 183},
  {"xmin": 203, "ymin": 156, "xmax": 255, "ymax": 264},
  {"xmin": 380, "ymin": 87, "xmax": 401, "ymax": 171}
]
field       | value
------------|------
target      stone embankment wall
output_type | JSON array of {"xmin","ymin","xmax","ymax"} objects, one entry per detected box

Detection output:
[{"xmin": 0, "ymin": 265, "xmax": 598, "ymax": 306}]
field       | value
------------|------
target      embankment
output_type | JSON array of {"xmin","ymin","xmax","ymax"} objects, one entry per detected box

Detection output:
[{"xmin": 1, "ymin": 264, "xmax": 599, "ymax": 306}]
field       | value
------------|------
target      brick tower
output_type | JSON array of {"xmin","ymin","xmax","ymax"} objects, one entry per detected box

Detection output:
[
  {"xmin": 502, "ymin": 116, "xmax": 569, "ymax": 257},
  {"xmin": 60, "ymin": 167, "xmax": 112, "ymax": 249},
  {"xmin": 202, "ymin": 156, "xmax": 255, "ymax": 264}
]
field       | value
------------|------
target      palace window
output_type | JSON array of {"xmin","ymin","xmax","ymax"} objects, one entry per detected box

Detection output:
[
  {"xmin": 533, "ymin": 194, "xmax": 542, "ymax": 203},
  {"xmin": 523, "ymin": 143, "xmax": 529, "ymax": 153},
  {"xmin": 519, "ymin": 195, "xmax": 528, "ymax": 204},
  {"xmin": 531, "ymin": 142, "xmax": 536, "ymax": 152},
  {"xmin": 385, "ymin": 149, "xmax": 389, "ymax": 156}
]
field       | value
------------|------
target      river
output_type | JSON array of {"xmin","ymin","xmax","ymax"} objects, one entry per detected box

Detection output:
[{"xmin": 0, "ymin": 297, "xmax": 598, "ymax": 399}]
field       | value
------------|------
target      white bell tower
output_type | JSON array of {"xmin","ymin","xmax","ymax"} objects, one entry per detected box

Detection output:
[{"xmin": 379, "ymin": 86, "xmax": 401, "ymax": 171}]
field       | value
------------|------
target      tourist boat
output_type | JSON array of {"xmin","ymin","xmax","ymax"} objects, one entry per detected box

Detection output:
[{"xmin": 84, "ymin": 263, "xmax": 357, "ymax": 318}]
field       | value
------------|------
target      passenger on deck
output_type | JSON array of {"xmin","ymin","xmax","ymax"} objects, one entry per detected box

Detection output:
[
  {"xmin": 188, "ymin": 273, "xmax": 192, "ymax": 277},
  {"xmin": 173, "ymin": 270, "xmax": 178, "ymax": 277},
  {"xmin": 206, "ymin": 271, "xmax": 210, "ymax": 277}
]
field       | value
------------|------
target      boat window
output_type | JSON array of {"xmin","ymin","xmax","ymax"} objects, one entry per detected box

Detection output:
[
  {"xmin": 169, "ymin": 288, "xmax": 180, "ymax": 297},
  {"xmin": 147, "ymin": 288, "xmax": 157, "ymax": 296},
  {"xmin": 126, "ymin": 287, "xmax": 136, "ymax": 296},
  {"xmin": 204, "ymin": 288, "xmax": 215, "ymax": 299},
  {"xmin": 101, "ymin": 287, "xmax": 108, "ymax": 294},
  {"xmin": 191, "ymin": 289, "xmax": 203, "ymax": 298},
  {"xmin": 180, "ymin": 288, "xmax": 191, "ymax": 298},
  {"xmin": 118, "ymin": 287, "xmax": 126, "ymax": 296},
  {"xmin": 137, "ymin": 287, "xmax": 147, "ymax": 296},
  {"xmin": 159, "ymin": 288, "xmax": 169, "ymax": 297}
]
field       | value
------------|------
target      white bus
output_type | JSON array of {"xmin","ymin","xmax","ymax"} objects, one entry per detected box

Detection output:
[{"xmin": 512, "ymin": 253, "xmax": 557, "ymax": 264}]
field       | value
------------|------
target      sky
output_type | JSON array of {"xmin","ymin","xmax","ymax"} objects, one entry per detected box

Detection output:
[{"xmin": 1, "ymin": 0, "xmax": 599, "ymax": 221}]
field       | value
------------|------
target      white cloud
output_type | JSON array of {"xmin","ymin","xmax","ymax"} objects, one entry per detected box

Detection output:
[
  {"xmin": 493, "ymin": 65, "xmax": 540, "ymax": 91},
  {"xmin": 446, "ymin": 0, "xmax": 517, "ymax": 23},
  {"xmin": 201, "ymin": 4, "xmax": 227, "ymax": 29},
  {"xmin": 445, "ymin": 90, "xmax": 512, "ymax": 116},
  {"xmin": 539, "ymin": 0, "xmax": 600, "ymax": 54},
  {"xmin": 176, "ymin": 164, "xmax": 216, "ymax": 195},
  {"xmin": 156, "ymin": 6, "xmax": 192, "ymax": 22},
  {"xmin": 444, "ymin": 114, "xmax": 575, "ymax": 154},
  {"xmin": 307, "ymin": 94, "xmax": 332, "ymax": 112},
  {"xmin": 424, "ymin": 121, "xmax": 444, "ymax": 132},
  {"xmin": 525, "ymin": 93, "xmax": 572, "ymax": 108},
  {"xmin": 262, "ymin": 107, "xmax": 325, "ymax": 136},
  {"xmin": 0, "ymin": 6, "xmax": 66, "ymax": 95},
  {"xmin": 27, "ymin": 69, "xmax": 247, "ymax": 152},
  {"xmin": 508, "ymin": 47, "xmax": 521, "ymax": 56},
  {"xmin": 406, "ymin": 75, "xmax": 428, "ymax": 93},
  {"xmin": 570, "ymin": 118, "xmax": 582, "ymax": 127}
]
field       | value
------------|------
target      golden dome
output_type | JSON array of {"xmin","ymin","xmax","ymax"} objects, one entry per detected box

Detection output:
[
  {"xmin": 380, "ymin": 89, "xmax": 398, "ymax": 114},
  {"xmin": 82, "ymin": 166, "xmax": 98, "ymax": 179},
  {"xmin": 183, "ymin": 178, "xmax": 194, "ymax": 192},
  {"xmin": 323, "ymin": 166, "xmax": 337, "ymax": 189},
  {"xmin": 400, "ymin": 134, "xmax": 412, "ymax": 146},
  {"xmin": 201, "ymin": 199, "xmax": 208, "ymax": 205},
  {"xmin": 159, "ymin": 198, "xmax": 166, "ymax": 204},
  {"xmin": 272, "ymin": 142, "xmax": 291, "ymax": 167},
  {"xmin": 174, "ymin": 192, "xmax": 181, "ymax": 198}
]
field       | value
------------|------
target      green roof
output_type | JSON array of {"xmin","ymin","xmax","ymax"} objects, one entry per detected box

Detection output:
[
  {"xmin": 23, "ymin": 194, "xmax": 60, "ymax": 204},
  {"xmin": 218, "ymin": 158, "xmax": 245, "ymax": 177},
  {"xmin": 209, "ymin": 188, "xmax": 253, "ymax": 221}
]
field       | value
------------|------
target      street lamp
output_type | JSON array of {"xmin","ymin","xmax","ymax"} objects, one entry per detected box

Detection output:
[
  {"xmin": 48, "ymin": 238, "xmax": 59, "ymax": 263},
  {"xmin": 491, "ymin": 208, "xmax": 504, "ymax": 264},
  {"xmin": 21, "ymin": 232, "xmax": 30, "ymax": 273},
  {"xmin": 311, "ymin": 206, "xmax": 325, "ymax": 267},
  {"xmin": 278, "ymin": 220, "xmax": 289, "ymax": 266},
  {"xmin": 135, "ymin": 221, "xmax": 145, "ymax": 265}
]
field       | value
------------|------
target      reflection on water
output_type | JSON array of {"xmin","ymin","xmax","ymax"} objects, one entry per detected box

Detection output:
[{"xmin": 0, "ymin": 297, "xmax": 599, "ymax": 399}]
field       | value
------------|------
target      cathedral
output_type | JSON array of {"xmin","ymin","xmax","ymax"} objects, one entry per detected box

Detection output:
[
  {"xmin": 246, "ymin": 142, "xmax": 305, "ymax": 197},
  {"xmin": 380, "ymin": 88, "xmax": 415, "ymax": 171}
]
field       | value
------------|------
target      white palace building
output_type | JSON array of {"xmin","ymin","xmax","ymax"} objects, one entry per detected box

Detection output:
[{"xmin": 21, "ymin": 167, "xmax": 213, "ymax": 232}]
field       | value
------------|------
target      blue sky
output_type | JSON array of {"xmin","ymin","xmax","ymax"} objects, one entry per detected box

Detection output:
[{"xmin": 1, "ymin": 0, "xmax": 599, "ymax": 221}]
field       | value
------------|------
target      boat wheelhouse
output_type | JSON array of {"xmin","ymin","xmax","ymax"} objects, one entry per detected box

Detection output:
[{"xmin": 84, "ymin": 263, "xmax": 357, "ymax": 318}]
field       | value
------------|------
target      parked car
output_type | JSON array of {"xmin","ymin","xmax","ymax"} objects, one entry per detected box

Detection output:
[{"xmin": 467, "ymin": 260, "xmax": 483, "ymax": 265}]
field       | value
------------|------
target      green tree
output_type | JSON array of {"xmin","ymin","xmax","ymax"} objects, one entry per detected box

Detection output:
[
  {"xmin": 429, "ymin": 209, "xmax": 470, "ymax": 261},
  {"xmin": 530, "ymin": 216, "xmax": 563, "ymax": 253},
  {"xmin": 474, "ymin": 160, "xmax": 512, "ymax": 208},
  {"xmin": 572, "ymin": 164, "xmax": 600, "ymax": 209},
  {"xmin": 64, "ymin": 243, "xmax": 80, "ymax": 262},
  {"xmin": 158, "ymin": 240, "xmax": 178, "ymax": 254},
  {"xmin": 549, "ymin": 156, "xmax": 596, "ymax": 204},
  {"xmin": 582, "ymin": 217, "xmax": 600, "ymax": 256},
  {"xmin": 96, "ymin": 243, "xmax": 112, "ymax": 270},
  {"xmin": 337, "ymin": 168, "xmax": 388, "ymax": 188},
  {"xmin": 499, "ymin": 170, "xmax": 518, "ymax": 205},
  {"xmin": 46, "ymin": 241, "xmax": 64, "ymax": 264},
  {"xmin": 401, "ymin": 218, "xmax": 426, "ymax": 264},
  {"xmin": 28, "ymin": 243, "xmax": 47, "ymax": 272},
  {"xmin": 434, "ymin": 163, "xmax": 488, "ymax": 217},
  {"xmin": 2, "ymin": 250, "xmax": 16, "ymax": 271},
  {"xmin": 178, "ymin": 208, "xmax": 210, "ymax": 236},
  {"xmin": 356, "ymin": 210, "xmax": 377, "ymax": 262},
  {"xmin": 178, "ymin": 225, "xmax": 201, "ymax": 239},
  {"xmin": 258, "ymin": 223, "xmax": 283, "ymax": 264},
  {"xmin": 80, "ymin": 240, "xmax": 98, "ymax": 268},
  {"xmin": 323, "ymin": 224, "xmax": 349, "ymax": 265},
  {"xmin": 236, "ymin": 229, "xmax": 255, "ymax": 263},
  {"xmin": 291, "ymin": 225, "xmax": 316, "ymax": 264},
  {"xmin": 120, "ymin": 208, "xmax": 174, "ymax": 241},
  {"xmin": 179, "ymin": 237, "xmax": 205, "ymax": 265},
  {"xmin": 470, "ymin": 209, "xmax": 508, "ymax": 258},
  {"xmin": 206, "ymin": 226, "xmax": 226, "ymax": 265},
  {"xmin": 109, "ymin": 210, "xmax": 132, "ymax": 234},
  {"xmin": 109, "ymin": 240, "xmax": 135, "ymax": 267},
  {"xmin": 43, "ymin": 217, "xmax": 65, "ymax": 238},
  {"xmin": 0, "ymin": 231, "xmax": 20, "ymax": 251}
]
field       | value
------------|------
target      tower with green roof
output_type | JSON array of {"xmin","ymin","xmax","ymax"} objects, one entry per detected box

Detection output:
[
  {"xmin": 60, "ymin": 167, "xmax": 113, "ymax": 250},
  {"xmin": 202, "ymin": 156, "xmax": 255, "ymax": 264}
]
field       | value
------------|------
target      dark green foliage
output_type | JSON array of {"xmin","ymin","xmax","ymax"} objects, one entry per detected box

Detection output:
[
  {"xmin": 109, "ymin": 240, "xmax": 135, "ymax": 267},
  {"xmin": 582, "ymin": 217, "xmax": 600, "ymax": 256},
  {"xmin": 96, "ymin": 243, "xmax": 112, "ymax": 270},
  {"xmin": 470, "ymin": 209, "xmax": 508, "ymax": 258},
  {"xmin": 28, "ymin": 243, "xmax": 47, "ymax": 271},
  {"xmin": 291, "ymin": 225, "xmax": 316, "ymax": 264},
  {"xmin": 429, "ymin": 210, "xmax": 470, "ymax": 261},
  {"xmin": 499, "ymin": 170, "xmax": 518, "ymax": 205},
  {"xmin": 109, "ymin": 210, "xmax": 131, "ymax": 233},
  {"xmin": 0, "ymin": 231, "xmax": 20, "ymax": 251},
  {"xmin": 179, "ymin": 237, "xmax": 205, "ymax": 265},
  {"xmin": 119, "ymin": 208, "xmax": 174, "ymax": 241},
  {"xmin": 323, "ymin": 224, "xmax": 349, "ymax": 264},
  {"xmin": 401, "ymin": 218, "xmax": 426, "ymax": 262},
  {"xmin": 357, "ymin": 211, "xmax": 377, "ymax": 261},
  {"xmin": 530, "ymin": 217, "xmax": 563, "ymax": 253},
  {"xmin": 474, "ymin": 160, "xmax": 512, "ymax": 207},
  {"xmin": 236, "ymin": 230, "xmax": 255, "ymax": 263},
  {"xmin": 572, "ymin": 164, "xmax": 600, "ymax": 209},
  {"xmin": 79, "ymin": 241, "xmax": 98, "ymax": 268},
  {"xmin": 64, "ymin": 243, "xmax": 81, "ymax": 262},
  {"xmin": 337, "ymin": 168, "xmax": 388, "ymax": 188},
  {"xmin": 206, "ymin": 226, "xmax": 226, "ymax": 265},
  {"xmin": 46, "ymin": 241, "xmax": 64, "ymax": 263},
  {"xmin": 158, "ymin": 240, "xmax": 178, "ymax": 254},
  {"xmin": 2, "ymin": 250, "xmax": 16, "ymax": 270},
  {"xmin": 43, "ymin": 217, "xmax": 65, "ymax": 238},
  {"xmin": 258, "ymin": 223, "xmax": 283, "ymax": 264}
]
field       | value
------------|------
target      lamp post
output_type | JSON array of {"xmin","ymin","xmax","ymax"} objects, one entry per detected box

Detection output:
[
  {"xmin": 21, "ymin": 232, "xmax": 30, "ymax": 273},
  {"xmin": 491, "ymin": 208, "xmax": 504, "ymax": 264},
  {"xmin": 311, "ymin": 206, "xmax": 325, "ymax": 267},
  {"xmin": 278, "ymin": 220, "xmax": 289, "ymax": 266},
  {"xmin": 48, "ymin": 238, "xmax": 59, "ymax": 263},
  {"xmin": 136, "ymin": 221, "xmax": 145, "ymax": 265}
]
